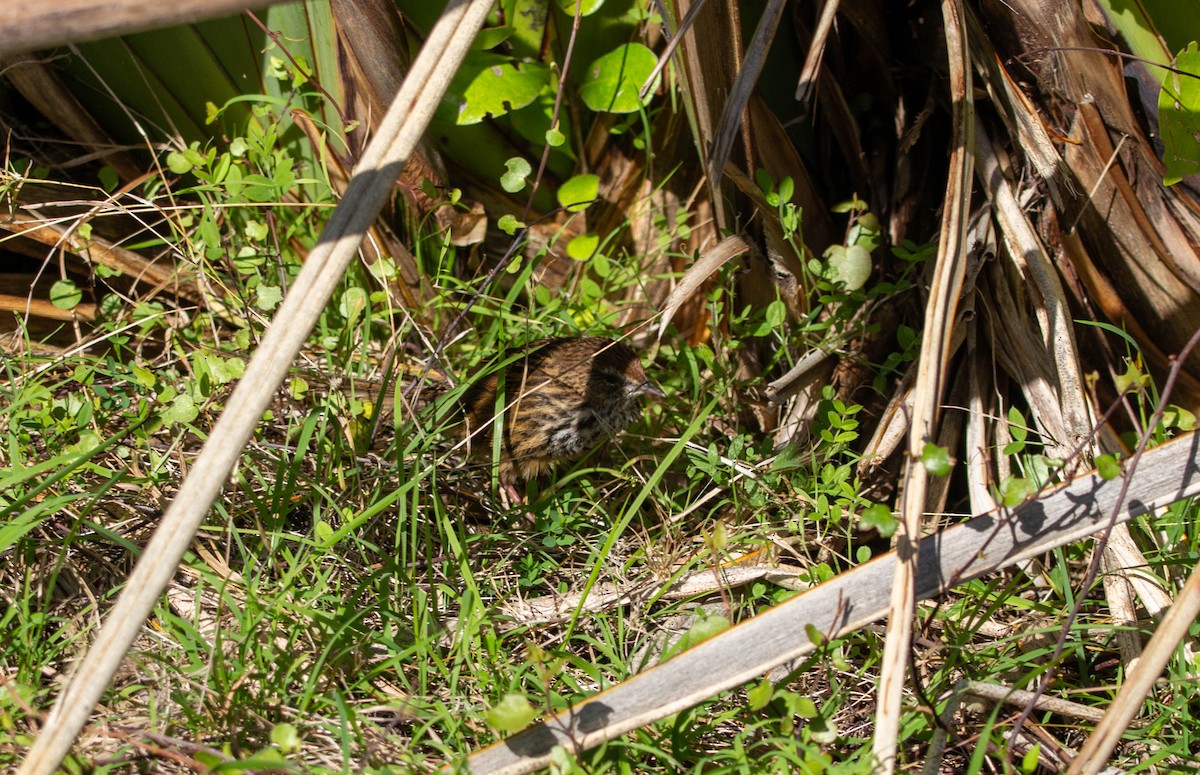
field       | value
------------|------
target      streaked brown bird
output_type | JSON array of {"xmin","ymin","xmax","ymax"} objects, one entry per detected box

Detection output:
[{"xmin": 460, "ymin": 336, "xmax": 664, "ymax": 501}]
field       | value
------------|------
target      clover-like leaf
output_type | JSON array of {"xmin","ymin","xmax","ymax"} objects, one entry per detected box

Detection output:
[{"xmin": 501, "ymin": 157, "xmax": 532, "ymax": 193}]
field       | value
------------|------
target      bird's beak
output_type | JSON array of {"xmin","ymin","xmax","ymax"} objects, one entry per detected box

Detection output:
[{"xmin": 640, "ymin": 381, "xmax": 666, "ymax": 400}]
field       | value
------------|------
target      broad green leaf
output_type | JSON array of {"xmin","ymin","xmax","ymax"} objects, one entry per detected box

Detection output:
[
  {"xmin": 166, "ymin": 151, "xmax": 194, "ymax": 175},
  {"xmin": 255, "ymin": 285, "xmax": 282, "ymax": 311},
  {"xmin": 578, "ymin": 43, "xmax": 657, "ymax": 113},
  {"xmin": 473, "ymin": 26, "xmax": 515, "ymax": 51},
  {"xmin": 449, "ymin": 52, "xmax": 550, "ymax": 125},
  {"xmin": 567, "ymin": 233, "xmax": 599, "ymax": 260},
  {"xmin": 824, "ymin": 244, "xmax": 872, "ymax": 290},
  {"xmin": 49, "ymin": 279, "xmax": 83, "ymax": 310},
  {"xmin": 765, "ymin": 299, "xmax": 787, "ymax": 327},
  {"xmin": 1021, "ymin": 743, "xmax": 1041, "ymax": 774},
  {"xmin": 746, "ymin": 679, "xmax": 773, "ymax": 710},
  {"xmin": 1114, "ymin": 361, "xmax": 1149, "ymax": 393},
  {"xmin": 1096, "ymin": 454, "xmax": 1122, "ymax": 481},
  {"xmin": 504, "ymin": 0, "xmax": 549, "ymax": 59},
  {"xmin": 831, "ymin": 196, "xmax": 868, "ymax": 213},
  {"xmin": 793, "ymin": 696, "xmax": 819, "ymax": 718},
  {"xmin": 557, "ymin": 174, "xmax": 599, "ymax": 211},
  {"xmin": 339, "ymin": 287, "xmax": 368, "ymax": 323},
  {"xmin": 1164, "ymin": 404, "xmax": 1197, "ymax": 431},
  {"xmin": 161, "ymin": 394, "xmax": 198, "ymax": 425},
  {"xmin": 1158, "ymin": 42, "xmax": 1200, "ymax": 186},
  {"xmin": 486, "ymin": 693, "xmax": 538, "ymax": 733},
  {"xmin": 132, "ymin": 365, "xmax": 157, "ymax": 388}
]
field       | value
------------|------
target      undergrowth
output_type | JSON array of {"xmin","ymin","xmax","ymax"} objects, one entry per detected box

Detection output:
[{"xmin": 3, "ymin": 64, "xmax": 1199, "ymax": 775}]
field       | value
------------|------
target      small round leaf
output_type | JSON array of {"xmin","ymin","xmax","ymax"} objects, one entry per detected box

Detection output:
[
  {"xmin": 557, "ymin": 174, "xmax": 599, "ymax": 212},
  {"xmin": 859, "ymin": 503, "xmax": 898, "ymax": 538},
  {"xmin": 826, "ymin": 243, "xmax": 872, "ymax": 290},
  {"xmin": 921, "ymin": 442, "xmax": 953, "ymax": 476},
  {"xmin": 501, "ymin": 157, "xmax": 532, "ymax": 193},
  {"xmin": 567, "ymin": 233, "xmax": 599, "ymax": 260},
  {"xmin": 49, "ymin": 279, "xmax": 83, "ymax": 310},
  {"xmin": 486, "ymin": 693, "xmax": 538, "ymax": 733}
]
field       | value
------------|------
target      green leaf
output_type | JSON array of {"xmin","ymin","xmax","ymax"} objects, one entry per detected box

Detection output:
[
  {"xmin": 1163, "ymin": 404, "xmax": 1196, "ymax": 431},
  {"xmin": 1095, "ymin": 454, "xmax": 1122, "ymax": 481},
  {"xmin": 824, "ymin": 244, "xmax": 872, "ymax": 290},
  {"xmin": 746, "ymin": 679, "xmax": 774, "ymax": 711},
  {"xmin": 49, "ymin": 279, "xmax": 83, "ymax": 310},
  {"xmin": 269, "ymin": 723, "xmax": 301, "ymax": 754},
  {"xmin": 831, "ymin": 196, "xmax": 867, "ymax": 213},
  {"xmin": 567, "ymin": 233, "xmax": 599, "ymax": 260},
  {"xmin": 1000, "ymin": 476, "xmax": 1034, "ymax": 507},
  {"xmin": 684, "ymin": 614, "xmax": 730, "ymax": 646},
  {"xmin": 339, "ymin": 286, "xmax": 368, "ymax": 323},
  {"xmin": 244, "ymin": 219, "xmax": 269, "ymax": 241},
  {"xmin": 764, "ymin": 299, "xmax": 787, "ymax": 327},
  {"xmin": 255, "ymin": 285, "xmax": 282, "ymax": 311},
  {"xmin": 1114, "ymin": 361, "xmax": 1149, "ymax": 393},
  {"xmin": 556, "ymin": 0, "xmax": 605, "ymax": 15},
  {"xmin": 97, "ymin": 165, "xmax": 119, "ymax": 192},
  {"xmin": 1007, "ymin": 406, "xmax": 1028, "ymax": 442},
  {"xmin": 858, "ymin": 503, "xmax": 897, "ymax": 538},
  {"xmin": 578, "ymin": 43, "xmax": 657, "ymax": 114},
  {"xmin": 132, "ymin": 365, "xmax": 157, "ymax": 388},
  {"xmin": 473, "ymin": 26, "xmax": 515, "ymax": 51},
  {"xmin": 505, "ymin": 0, "xmax": 549, "ymax": 59},
  {"xmin": 1158, "ymin": 42, "xmax": 1200, "ymax": 186},
  {"xmin": 449, "ymin": 52, "xmax": 550, "ymax": 125},
  {"xmin": 501, "ymin": 157, "xmax": 532, "ymax": 193},
  {"xmin": 556, "ymin": 174, "xmax": 599, "ymax": 212},
  {"xmin": 793, "ymin": 695, "xmax": 819, "ymax": 718},
  {"xmin": 166, "ymin": 150, "xmax": 193, "ymax": 174},
  {"xmin": 545, "ymin": 126, "xmax": 566, "ymax": 146},
  {"xmin": 1020, "ymin": 742, "xmax": 1041, "ymax": 773},
  {"xmin": 161, "ymin": 394, "xmax": 198, "ymax": 426},
  {"xmin": 486, "ymin": 693, "xmax": 538, "ymax": 733},
  {"xmin": 776, "ymin": 176, "xmax": 794, "ymax": 203},
  {"xmin": 498, "ymin": 214, "xmax": 524, "ymax": 234},
  {"xmin": 921, "ymin": 442, "xmax": 953, "ymax": 476}
]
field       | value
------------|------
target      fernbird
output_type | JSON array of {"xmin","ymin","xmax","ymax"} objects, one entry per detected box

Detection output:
[{"xmin": 460, "ymin": 336, "xmax": 664, "ymax": 502}]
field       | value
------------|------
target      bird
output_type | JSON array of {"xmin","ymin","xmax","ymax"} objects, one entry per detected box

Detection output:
[{"xmin": 459, "ymin": 336, "xmax": 664, "ymax": 502}]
